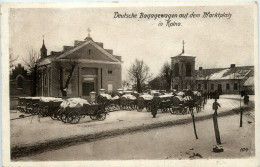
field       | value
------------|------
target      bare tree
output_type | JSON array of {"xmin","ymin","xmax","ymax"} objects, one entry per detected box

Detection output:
[
  {"xmin": 9, "ymin": 50, "xmax": 19, "ymax": 69},
  {"xmin": 160, "ymin": 62, "xmax": 173, "ymax": 92},
  {"xmin": 22, "ymin": 49, "xmax": 40, "ymax": 71},
  {"xmin": 52, "ymin": 59, "xmax": 78, "ymax": 97},
  {"xmin": 128, "ymin": 59, "xmax": 152, "ymax": 93}
]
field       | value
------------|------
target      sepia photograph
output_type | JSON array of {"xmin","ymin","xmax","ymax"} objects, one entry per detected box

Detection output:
[{"xmin": 1, "ymin": 1, "xmax": 259, "ymax": 167}]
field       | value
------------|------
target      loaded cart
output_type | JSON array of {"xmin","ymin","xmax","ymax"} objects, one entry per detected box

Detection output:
[
  {"xmin": 170, "ymin": 96, "xmax": 188, "ymax": 115},
  {"xmin": 66, "ymin": 103, "xmax": 107, "ymax": 124},
  {"xmin": 38, "ymin": 97, "xmax": 63, "ymax": 117},
  {"xmin": 136, "ymin": 94, "xmax": 153, "ymax": 112},
  {"xmin": 120, "ymin": 94, "xmax": 137, "ymax": 110},
  {"xmin": 17, "ymin": 97, "xmax": 26, "ymax": 112},
  {"xmin": 59, "ymin": 98, "xmax": 107, "ymax": 124}
]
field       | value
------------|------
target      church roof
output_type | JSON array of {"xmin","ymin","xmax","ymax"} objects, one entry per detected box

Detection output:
[
  {"xmin": 37, "ymin": 37, "xmax": 122, "ymax": 66},
  {"xmin": 195, "ymin": 66, "xmax": 254, "ymax": 80},
  {"xmin": 244, "ymin": 76, "xmax": 254, "ymax": 86}
]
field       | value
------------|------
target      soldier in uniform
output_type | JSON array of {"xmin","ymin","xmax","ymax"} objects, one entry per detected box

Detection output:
[
  {"xmin": 151, "ymin": 94, "xmax": 160, "ymax": 118},
  {"xmin": 244, "ymin": 94, "xmax": 249, "ymax": 105}
]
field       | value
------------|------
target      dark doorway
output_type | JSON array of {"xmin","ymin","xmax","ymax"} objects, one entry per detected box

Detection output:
[
  {"xmin": 82, "ymin": 82, "xmax": 94, "ymax": 96},
  {"xmin": 218, "ymin": 84, "xmax": 222, "ymax": 94}
]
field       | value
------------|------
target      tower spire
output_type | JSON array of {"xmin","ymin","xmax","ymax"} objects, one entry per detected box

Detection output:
[
  {"xmin": 182, "ymin": 40, "xmax": 185, "ymax": 54},
  {"xmin": 87, "ymin": 27, "xmax": 91, "ymax": 38},
  {"xmin": 40, "ymin": 35, "xmax": 47, "ymax": 58}
]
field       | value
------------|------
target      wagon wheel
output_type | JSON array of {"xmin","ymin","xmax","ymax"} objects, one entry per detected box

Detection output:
[
  {"xmin": 181, "ymin": 107, "xmax": 186, "ymax": 115},
  {"xmin": 110, "ymin": 103, "xmax": 116, "ymax": 111},
  {"xmin": 115, "ymin": 104, "xmax": 120, "ymax": 110},
  {"xmin": 56, "ymin": 108, "xmax": 64, "ymax": 121},
  {"xmin": 146, "ymin": 102, "xmax": 152, "ymax": 112},
  {"xmin": 68, "ymin": 111, "xmax": 81, "ymax": 124},
  {"xmin": 105, "ymin": 105, "xmax": 111, "ymax": 112},
  {"xmin": 61, "ymin": 113, "xmax": 69, "ymax": 123},
  {"xmin": 129, "ymin": 101, "xmax": 135, "ymax": 111},
  {"xmin": 90, "ymin": 114, "xmax": 97, "ymax": 120},
  {"xmin": 170, "ymin": 107, "xmax": 175, "ymax": 114},
  {"xmin": 137, "ymin": 106, "xmax": 143, "ymax": 112},
  {"xmin": 96, "ymin": 111, "xmax": 106, "ymax": 121},
  {"xmin": 161, "ymin": 104, "xmax": 166, "ymax": 113},
  {"xmin": 50, "ymin": 109, "xmax": 59, "ymax": 120}
]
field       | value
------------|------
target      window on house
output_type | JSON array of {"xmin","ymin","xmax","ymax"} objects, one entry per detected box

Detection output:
[
  {"xmin": 211, "ymin": 84, "xmax": 214, "ymax": 90},
  {"xmin": 198, "ymin": 84, "xmax": 201, "ymax": 90},
  {"xmin": 234, "ymin": 83, "xmax": 238, "ymax": 90},
  {"xmin": 204, "ymin": 83, "xmax": 207, "ymax": 90},
  {"xmin": 226, "ymin": 84, "xmax": 230, "ymax": 90},
  {"xmin": 17, "ymin": 76, "xmax": 24, "ymax": 89},
  {"xmin": 108, "ymin": 70, "xmax": 113, "ymax": 74}
]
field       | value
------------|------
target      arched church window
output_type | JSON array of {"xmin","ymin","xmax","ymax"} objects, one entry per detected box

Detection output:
[
  {"xmin": 174, "ymin": 63, "xmax": 179, "ymax": 77},
  {"xmin": 17, "ymin": 76, "xmax": 24, "ymax": 89},
  {"xmin": 186, "ymin": 63, "xmax": 192, "ymax": 77}
]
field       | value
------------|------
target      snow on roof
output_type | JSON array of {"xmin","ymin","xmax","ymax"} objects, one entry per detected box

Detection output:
[
  {"xmin": 209, "ymin": 69, "xmax": 230, "ymax": 80},
  {"xmin": 244, "ymin": 77, "xmax": 254, "ymax": 86},
  {"xmin": 196, "ymin": 66, "xmax": 253, "ymax": 80}
]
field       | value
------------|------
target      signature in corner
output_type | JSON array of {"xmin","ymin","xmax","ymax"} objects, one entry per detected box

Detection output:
[{"xmin": 240, "ymin": 148, "xmax": 249, "ymax": 152}]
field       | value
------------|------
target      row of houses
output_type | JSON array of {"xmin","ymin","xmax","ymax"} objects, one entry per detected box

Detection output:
[
  {"xmin": 10, "ymin": 37, "xmax": 254, "ymax": 109},
  {"xmin": 171, "ymin": 42, "xmax": 254, "ymax": 94}
]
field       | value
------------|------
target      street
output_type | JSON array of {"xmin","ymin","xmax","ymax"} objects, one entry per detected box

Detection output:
[{"xmin": 18, "ymin": 109, "xmax": 254, "ymax": 161}]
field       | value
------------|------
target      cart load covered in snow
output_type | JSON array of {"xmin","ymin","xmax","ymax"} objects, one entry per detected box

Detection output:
[
  {"xmin": 60, "ymin": 98, "xmax": 90, "ymax": 108},
  {"xmin": 193, "ymin": 91, "xmax": 202, "ymax": 96},
  {"xmin": 136, "ymin": 94, "xmax": 153, "ymax": 112},
  {"xmin": 38, "ymin": 97, "xmax": 63, "ymax": 117}
]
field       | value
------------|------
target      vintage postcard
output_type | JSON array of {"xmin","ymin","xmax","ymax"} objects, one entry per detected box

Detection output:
[{"xmin": 1, "ymin": 1, "xmax": 259, "ymax": 167}]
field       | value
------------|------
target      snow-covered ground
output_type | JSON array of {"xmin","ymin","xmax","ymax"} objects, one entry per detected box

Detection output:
[
  {"xmin": 10, "ymin": 96, "xmax": 254, "ymax": 149},
  {"xmin": 18, "ymin": 110, "xmax": 255, "ymax": 160}
]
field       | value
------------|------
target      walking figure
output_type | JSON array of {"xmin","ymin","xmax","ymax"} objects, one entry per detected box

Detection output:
[
  {"xmin": 212, "ymin": 99, "xmax": 221, "ymax": 145},
  {"xmin": 244, "ymin": 94, "xmax": 249, "ymax": 105},
  {"xmin": 151, "ymin": 95, "xmax": 160, "ymax": 118}
]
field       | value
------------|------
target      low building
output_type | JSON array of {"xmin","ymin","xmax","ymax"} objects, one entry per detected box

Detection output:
[
  {"xmin": 195, "ymin": 64, "xmax": 254, "ymax": 94},
  {"xmin": 36, "ymin": 34, "xmax": 122, "ymax": 99}
]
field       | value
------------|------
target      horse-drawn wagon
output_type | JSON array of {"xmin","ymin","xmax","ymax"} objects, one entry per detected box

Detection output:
[
  {"xmin": 59, "ymin": 98, "xmax": 107, "ymax": 124},
  {"xmin": 136, "ymin": 94, "xmax": 153, "ymax": 112}
]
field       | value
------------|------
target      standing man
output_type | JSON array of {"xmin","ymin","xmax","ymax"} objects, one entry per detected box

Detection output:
[
  {"xmin": 151, "ymin": 95, "xmax": 160, "ymax": 118},
  {"xmin": 244, "ymin": 94, "xmax": 249, "ymax": 105},
  {"xmin": 212, "ymin": 99, "xmax": 221, "ymax": 145}
]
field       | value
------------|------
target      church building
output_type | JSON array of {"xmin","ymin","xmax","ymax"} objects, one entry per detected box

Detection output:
[
  {"xmin": 171, "ymin": 41, "xmax": 196, "ymax": 90},
  {"xmin": 36, "ymin": 31, "xmax": 122, "ymax": 98}
]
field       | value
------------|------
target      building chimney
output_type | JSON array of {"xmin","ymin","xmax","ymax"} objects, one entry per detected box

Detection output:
[
  {"xmin": 199, "ymin": 67, "xmax": 203, "ymax": 70},
  {"xmin": 230, "ymin": 64, "xmax": 236, "ymax": 68}
]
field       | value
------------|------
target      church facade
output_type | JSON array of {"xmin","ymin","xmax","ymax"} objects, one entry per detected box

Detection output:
[{"xmin": 36, "ymin": 35, "xmax": 122, "ymax": 98}]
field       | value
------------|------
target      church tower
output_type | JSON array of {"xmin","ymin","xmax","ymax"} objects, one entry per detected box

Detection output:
[
  {"xmin": 171, "ymin": 41, "xmax": 196, "ymax": 90},
  {"xmin": 40, "ymin": 38, "xmax": 47, "ymax": 58}
]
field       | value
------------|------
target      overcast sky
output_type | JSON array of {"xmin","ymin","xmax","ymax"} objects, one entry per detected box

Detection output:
[{"xmin": 9, "ymin": 5, "xmax": 255, "ymax": 80}]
